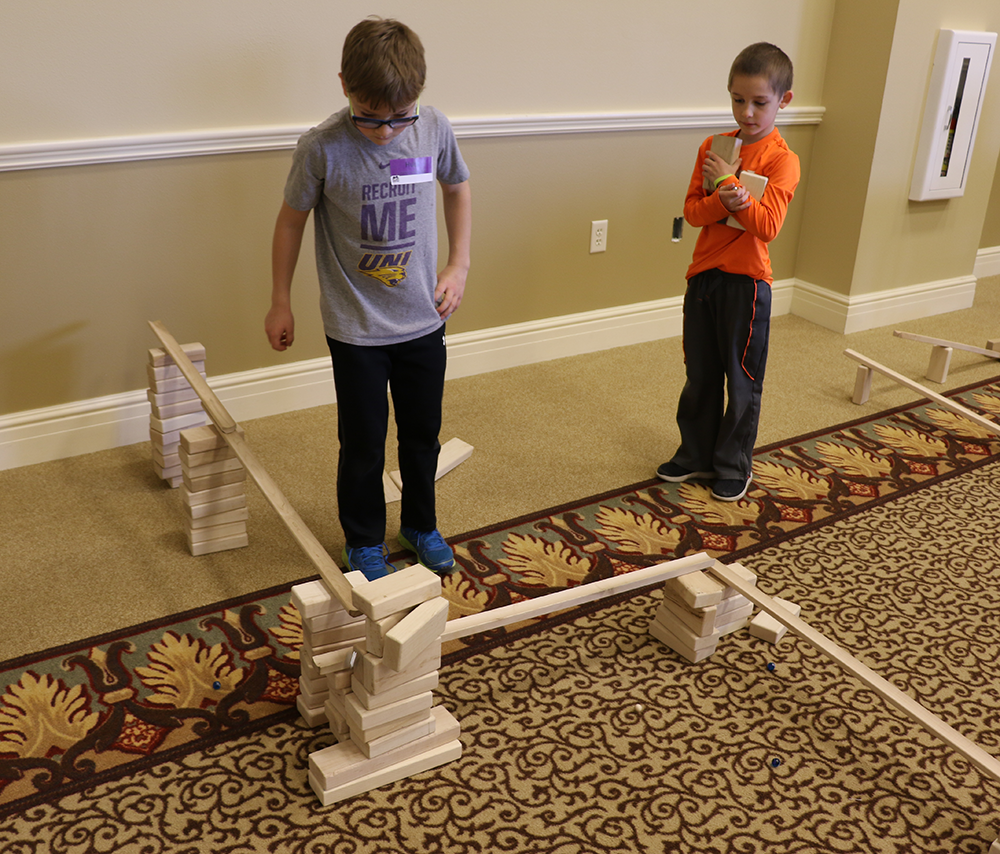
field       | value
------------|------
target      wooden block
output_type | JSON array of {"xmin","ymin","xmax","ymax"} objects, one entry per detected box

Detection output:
[
  {"xmin": 714, "ymin": 600, "xmax": 754, "ymax": 632},
  {"xmin": 650, "ymin": 613, "xmax": 720, "ymax": 651},
  {"xmin": 150, "ymin": 410, "xmax": 209, "ymax": 435},
  {"xmin": 181, "ymin": 482, "xmax": 245, "ymax": 507},
  {"xmin": 303, "ymin": 621, "xmax": 367, "ymax": 652},
  {"xmin": 326, "ymin": 669, "xmax": 353, "ymax": 692},
  {"xmin": 308, "ymin": 607, "xmax": 366, "ymax": 634},
  {"xmin": 152, "ymin": 461, "xmax": 182, "ymax": 480},
  {"xmin": 853, "ymin": 364, "xmax": 874, "ymax": 404},
  {"xmin": 351, "ymin": 669, "xmax": 439, "ymax": 712},
  {"xmin": 149, "ymin": 372, "xmax": 201, "ymax": 394},
  {"xmin": 703, "ymin": 134, "xmax": 742, "ymax": 190},
  {"xmin": 150, "ymin": 425, "xmax": 189, "ymax": 448},
  {"xmin": 722, "ymin": 563, "xmax": 757, "ymax": 591},
  {"xmin": 350, "ymin": 708, "xmax": 434, "ymax": 745},
  {"xmin": 383, "ymin": 471, "xmax": 402, "ymax": 504},
  {"xmin": 187, "ymin": 506, "xmax": 249, "ymax": 530},
  {"xmin": 926, "ymin": 345, "xmax": 953, "ymax": 384},
  {"xmin": 355, "ymin": 643, "xmax": 442, "ymax": 696},
  {"xmin": 183, "ymin": 456, "xmax": 244, "ymax": 478},
  {"xmin": 183, "ymin": 467, "xmax": 247, "ymax": 493},
  {"xmin": 186, "ymin": 520, "xmax": 248, "ymax": 545},
  {"xmin": 715, "ymin": 593, "xmax": 752, "ymax": 619},
  {"xmin": 188, "ymin": 532, "xmax": 248, "ymax": 556},
  {"xmin": 987, "ymin": 339, "xmax": 1000, "ymax": 354},
  {"xmin": 988, "ymin": 838, "xmax": 1000, "ymax": 854},
  {"xmin": 656, "ymin": 597, "xmax": 718, "ymax": 636},
  {"xmin": 367, "ymin": 610, "xmax": 409, "ymax": 659},
  {"xmin": 148, "ymin": 396, "xmax": 205, "ymax": 421},
  {"xmin": 299, "ymin": 675, "xmax": 329, "ymax": 705},
  {"xmin": 296, "ymin": 694, "xmax": 328, "ymax": 728},
  {"xmin": 383, "ymin": 597, "xmax": 449, "ymax": 672},
  {"xmin": 313, "ymin": 645, "xmax": 359, "ymax": 675},
  {"xmin": 148, "ymin": 342, "xmax": 206, "ymax": 367},
  {"xmin": 344, "ymin": 689, "xmax": 433, "ymax": 734},
  {"xmin": 147, "ymin": 360, "xmax": 207, "ymax": 382},
  {"xmin": 308, "ymin": 738, "xmax": 462, "ymax": 806},
  {"xmin": 180, "ymin": 423, "xmax": 228, "ymax": 454},
  {"xmin": 661, "ymin": 571, "xmax": 725, "ymax": 610},
  {"xmin": 184, "ymin": 494, "xmax": 247, "ymax": 521},
  {"xmin": 151, "ymin": 446, "xmax": 180, "ymax": 468},
  {"xmin": 325, "ymin": 697, "xmax": 351, "ymax": 739},
  {"xmin": 147, "ymin": 386, "xmax": 199, "ymax": 407},
  {"xmin": 300, "ymin": 670, "xmax": 328, "ymax": 696},
  {"xmin": 649, "ymin": 620, "xmax": 716, "ymax": 663},
  {"xmin": 353, "ymin": 709, "xmax": 438, "ymax": 759},
  {"xmin": 748, "ymin": 597, "xmax": 802, "ymax": 645},
  {"xmin": 351, "ymin": 565, "xmax": 441, "ymax": 622},
  {"xmin": 179, "ymin": 444, "xmax": 237, "ymax": 468}
]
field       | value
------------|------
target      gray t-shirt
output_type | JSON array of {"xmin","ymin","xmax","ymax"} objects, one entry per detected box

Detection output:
[{"xmin": 284, "ymin": 105, "xmax": 469, "ymax": 346}]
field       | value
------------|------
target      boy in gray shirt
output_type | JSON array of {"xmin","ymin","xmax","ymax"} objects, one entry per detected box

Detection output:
[{"xmin": 266, "ymin": 17, "xmax": 472, "ymax": 580}]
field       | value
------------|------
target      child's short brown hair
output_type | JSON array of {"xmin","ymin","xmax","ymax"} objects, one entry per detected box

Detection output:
[
  {"xmin": 729, "ymin": 42, "xmax": 793, "ymax": 96},
  {"xmin": 341, "ymin": 17, "xmax": 426, "ymax": 110}
]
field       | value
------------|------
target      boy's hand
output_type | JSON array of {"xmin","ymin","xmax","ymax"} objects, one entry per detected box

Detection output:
[
  {"xmin": 265, "ymin": 304, "xmax": 295, "ymax": 351},
  {"xmin": 719, "ymin": 184, "xmax": 751, "ymax": 213},
  {"xmin": 434, "ymin": 265, "xmax": 468, "ymax": 320},
  {"xmin": 702, "ymin": 150, "xmax": 741, "ymax": 190}
]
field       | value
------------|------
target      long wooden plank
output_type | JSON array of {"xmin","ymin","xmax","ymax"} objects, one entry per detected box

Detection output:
[
  {"xmin": 707, "ymin": 561, "xmax": 1000, "ymax": 789},
  {"xmin": 441, "ymin": 552, "xmax": 714, "ymax": 643},
  {"xmin": 893, "ymin": 330, "xmax": 1000, "ymax": 360},
  {"xmin": 148, "ymin": 321, "xmax": 354, "ymax": 611},
  {"xmin": 148, "ymin": 321, "xmax": 236, "ymax": 433},
  {"xmin": 843, "ymin": 349, "xmax": 1000, "ymax": 436}
]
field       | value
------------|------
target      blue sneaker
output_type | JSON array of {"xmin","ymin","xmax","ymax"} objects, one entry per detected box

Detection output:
[
  {"xmin": 398, "ymin": 527, "xmax": 456, "ymax": 574},
  {"xmin": 341, "ymin": 543, "xmax": 392, "ymax": 581}
]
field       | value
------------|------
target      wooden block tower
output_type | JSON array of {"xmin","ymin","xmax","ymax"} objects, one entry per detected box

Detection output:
[
  {"xmin": 649, "ymin": 563, "xmax": 758, "ymax": 661},
  {"xmin": 293, "ymin": 566, "xmax": 461, "ymax": 806},
  {"xmin": 147, "ymin": 342, "xmax": 209, "ymax": 487},
  {"xmin": 178, "ymin": 423, "xmax": 250, "ymax": 556}
]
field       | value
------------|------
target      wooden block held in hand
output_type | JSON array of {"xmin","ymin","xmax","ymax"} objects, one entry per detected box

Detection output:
[{"xmin": 703, "ymin": 134, "xmax": 742, "ymax": 190}]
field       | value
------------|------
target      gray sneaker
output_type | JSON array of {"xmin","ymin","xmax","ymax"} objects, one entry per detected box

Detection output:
[{"xmin": 656, "ymin": 462, "xmax": 715, "ymax": 483}]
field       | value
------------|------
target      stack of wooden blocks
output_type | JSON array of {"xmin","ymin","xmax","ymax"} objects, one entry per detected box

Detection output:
[
  {"xmin": 147, "ymin": 342, "xmax": 209, "ymax": 487},
  {"xmin": 292, "ymin": 566, "xmax": 461, "ymax": 806},
  {"xmin": 649, "ymin": 563, "xmax": 758, "ymax": 662},
  {"xmin": 178, "ymin": 424, "xmax": 249, "ymax": 556}
]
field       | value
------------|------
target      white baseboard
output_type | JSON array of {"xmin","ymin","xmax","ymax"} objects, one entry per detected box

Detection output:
[
  {"xmin": 0, "ymin": 272, "xmax": 949, "ymax": 471},
  {"xmin": 791, "ymin": 275, "xmax": 977, "ymax": 335},
  {"xmin": 975, "ymin": 245, "xmax": 1000, "ymax": 279}
]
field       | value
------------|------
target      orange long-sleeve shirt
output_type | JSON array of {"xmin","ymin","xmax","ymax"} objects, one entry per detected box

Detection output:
[{"xmin": 684, "ymin": 128, "xmax": 799, "ymax": 284}]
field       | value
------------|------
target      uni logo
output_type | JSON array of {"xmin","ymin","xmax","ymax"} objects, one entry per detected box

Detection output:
[{"xmin": 359, "ymin": 251, "xmax": 412, "ymax": 287}]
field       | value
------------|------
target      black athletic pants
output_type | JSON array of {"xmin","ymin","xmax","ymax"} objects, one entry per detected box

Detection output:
[
  {"xmin": 670, "ymin": 269, "xmax": 771, "ymax": 481},
  {"xmin": 327, "ymin": 325, "xmax": 446, "ymax": 547}
]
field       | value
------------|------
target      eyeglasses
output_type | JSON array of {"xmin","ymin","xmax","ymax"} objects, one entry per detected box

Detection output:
[{"xmin": 349, "ymin": 98, "xmax": 420, "ymax": 130}]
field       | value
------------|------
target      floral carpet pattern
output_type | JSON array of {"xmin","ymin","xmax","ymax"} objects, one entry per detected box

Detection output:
[{"xmin": 1, "ymin": 375, "xmax": 999, "ymax": 850}]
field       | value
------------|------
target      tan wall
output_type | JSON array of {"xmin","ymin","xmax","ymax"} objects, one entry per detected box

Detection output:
[
  {"xmin": 982, "ymin": 149, "xmax": 1000, "ymax": 247},
  {"xmin": 797, "ymin": 0, "xmax": 1000, "ymax": 297}
]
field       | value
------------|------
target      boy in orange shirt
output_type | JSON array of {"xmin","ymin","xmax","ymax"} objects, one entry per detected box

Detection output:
[{"xmin": 657, "ymin": 42, "xmax": 799, "ymax": 501}]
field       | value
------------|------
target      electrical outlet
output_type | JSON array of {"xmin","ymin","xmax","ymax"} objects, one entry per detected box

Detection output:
[{"xmin": 590, "ymin": 220, "xmax": 608, "ymax": 254}]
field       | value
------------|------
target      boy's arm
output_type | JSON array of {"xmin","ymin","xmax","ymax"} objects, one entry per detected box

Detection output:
[
  {"xmin": 435, "ymin": 180, "xmax": 472, "ymax": 320},
  {"xmin": 727, "ymin": 151, "xmax": 799, "ymax": 242},
  {"xmin": 684, "ymin": 146, "xmax": 749, "ymax": 227},
  {"xmin": 265, "ymin": 201, "xmax": 311, "ymax": 351}
]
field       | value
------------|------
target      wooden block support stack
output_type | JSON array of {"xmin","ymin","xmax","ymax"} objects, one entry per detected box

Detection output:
[
  {"xmin": 304, "ymin": 566, "xmax": 461, "ymax": 806},
  {"xmin": 147, "ymin": 343, "xmax": 209, "ymax": 487},
  {"xmin": 648, "ymin": 563, "xmax": 757, "ymax": 662},
  {"xmin": 291, "ymin": 577, "xmax": 368, "ymax": 727},
  {"xmin": 179, "ymin": 424, "xmax": 250, "ymax": 556}
]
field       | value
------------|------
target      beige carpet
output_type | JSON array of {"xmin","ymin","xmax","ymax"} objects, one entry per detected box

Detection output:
[{"xmin": 1, "ymin": 277, "xmax": 998, "ymax": 665}]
